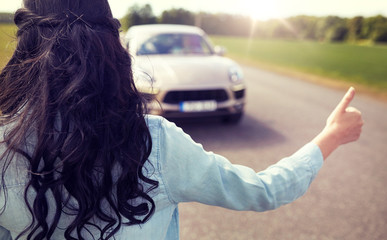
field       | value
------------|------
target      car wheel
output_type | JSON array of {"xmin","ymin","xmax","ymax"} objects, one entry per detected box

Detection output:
[{"xmin": 222, "ymin": 112, "xmax": 243, "ymax": 124}]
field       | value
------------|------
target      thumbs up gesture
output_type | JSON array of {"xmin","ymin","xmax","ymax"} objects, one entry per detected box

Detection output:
[{"xmin": 313, "ymin": 87, "xmax": 364, "ymax": 159}]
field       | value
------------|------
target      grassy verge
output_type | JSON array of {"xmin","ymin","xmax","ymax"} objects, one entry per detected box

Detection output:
[
  {"xmin": 211, "ymin": 36, "xmax": 387, "ymax": 100},
  {"xmin": 0, "ymin": 24, "xmax": 17, "ymax": 69}
]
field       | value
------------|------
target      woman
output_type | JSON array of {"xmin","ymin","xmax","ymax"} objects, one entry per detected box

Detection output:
[{"xmin": 0, "ymin": 0, "xmax": 363, "ymax": 239}]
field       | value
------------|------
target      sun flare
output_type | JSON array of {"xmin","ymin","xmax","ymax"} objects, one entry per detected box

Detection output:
[{"xmin": 241, "ymin": 0, "xmax": 279, "ymax": 21}]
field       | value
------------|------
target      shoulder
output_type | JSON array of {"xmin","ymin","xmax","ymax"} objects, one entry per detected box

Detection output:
[
  {"xmin": 145, "ymin": 114, "xmax": 164, "ymax": 129},
  {"xmin": 145, "ymin": 115, "xmax": 181, "ymax": 137},
  {"xmin": 145, "ymin": 115, "xmax": 192, "ymax": 145}
]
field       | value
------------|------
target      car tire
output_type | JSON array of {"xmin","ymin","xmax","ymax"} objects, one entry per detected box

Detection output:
[{"xmin": 222, "ymin": 112, "xmax": 243, "ymax": 124}]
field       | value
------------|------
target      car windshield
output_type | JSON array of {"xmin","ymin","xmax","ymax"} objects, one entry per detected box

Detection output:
[{"xmin": 137, "ymin": 33, "xmax": 213, "ymax": 55}]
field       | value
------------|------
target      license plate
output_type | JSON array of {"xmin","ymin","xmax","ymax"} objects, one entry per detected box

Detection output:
[{"xmin": 179, "ymin": 100, "xmax": 217, "ymax": 112}]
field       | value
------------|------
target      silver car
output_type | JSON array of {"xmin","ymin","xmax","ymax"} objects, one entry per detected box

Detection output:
[{"xmin": 124, "ymin": 24, "xmax": 246, "ymax": 123}]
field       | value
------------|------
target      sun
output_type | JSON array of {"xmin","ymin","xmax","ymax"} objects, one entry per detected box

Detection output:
[{"xmin": 241, "ymin": 0, "xmax": 279, "ymax": 21}]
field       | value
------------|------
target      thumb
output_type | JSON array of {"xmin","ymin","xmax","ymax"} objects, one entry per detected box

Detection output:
[{"xmin": 334, "ymin": 87, "xmax": 356, "ymax": 113}]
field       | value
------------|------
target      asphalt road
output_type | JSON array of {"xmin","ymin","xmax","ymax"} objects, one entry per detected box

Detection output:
[{"xmin": 174, "ymin": 66, "xmax": 387, "ymax": 240}]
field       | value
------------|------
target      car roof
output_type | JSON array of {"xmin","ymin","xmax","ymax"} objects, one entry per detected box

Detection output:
[{"xmin": 127, "ymin": 24, "xmax": 206, "ymax": 36}]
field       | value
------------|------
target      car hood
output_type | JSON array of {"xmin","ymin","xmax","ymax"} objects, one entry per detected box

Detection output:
[{"xmin": 133, "ymin": 55, "xmax": 237, "ymax": 88}]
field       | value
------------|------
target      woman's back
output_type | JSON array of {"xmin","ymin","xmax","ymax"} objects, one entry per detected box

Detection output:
[{"xmin": 0, "ymin": 116, "xmax": 174, "ymax": 239}]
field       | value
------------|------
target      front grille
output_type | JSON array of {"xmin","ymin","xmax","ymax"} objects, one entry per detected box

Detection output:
[{"xmin": 163, "ymin": 89, "xmax": 229, "ymax": 104}]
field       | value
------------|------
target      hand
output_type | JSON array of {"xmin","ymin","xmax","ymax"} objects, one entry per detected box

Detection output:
[{"xmin": 313, "ymin": 87, "xmax": 364, "ymax": 159}]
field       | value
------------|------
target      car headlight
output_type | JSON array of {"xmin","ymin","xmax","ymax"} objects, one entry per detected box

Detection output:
[
  {"xmin": 228, "ymin": 66, "xmax": 244, "ymax": 83},
  {"xmin": 133, "ymin": 68, "xmax": 159, "ymax": 95}
]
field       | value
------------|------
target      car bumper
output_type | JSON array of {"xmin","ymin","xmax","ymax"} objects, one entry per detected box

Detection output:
[{"xmin": 144, "ymin": 84, "xmax": 246, "ymax": 119}]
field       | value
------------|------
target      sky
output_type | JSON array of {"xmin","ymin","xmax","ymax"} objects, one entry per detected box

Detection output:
[{"xmin": 1, "ymin": 0, "xmax": 387, "ymax": 21}]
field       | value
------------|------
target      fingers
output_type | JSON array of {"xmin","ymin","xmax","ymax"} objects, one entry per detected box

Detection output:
[
  {"xmin": 335, "ymin": 87, "xmax": 356, "ymax": 114},
  {"xmin": 340, "ymin": 108, "xmax": 364, "ymax": 144}
]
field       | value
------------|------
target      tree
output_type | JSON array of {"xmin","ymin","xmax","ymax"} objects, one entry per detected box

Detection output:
[
  {"xmin": 197, "ymin": 13, "xmax": 252, "ymax": 36},
  {"xmin": 121, "ymin": 4, "xmax": 157, "ymax": 30},
  {"xmin": 160, "ymin": 8, "xmax": 195, "ymax": 25},
  {"xmin": 347, "ymin": 16, "xmax": 363, "ymax": 41},
  {"xmin": 362, "ymin": 15, "xmax": 387, "ymax": 42},
  {"xmin": 326, "ymin": 25, "xmax": 348, "ymax": 42},
  {"xmin": 287, "ymin": 16, "xmax": 319, "ymax": 40},
  {"xmin": 316, "ymin": 16, "xmax": 348, "ymax": 42}
]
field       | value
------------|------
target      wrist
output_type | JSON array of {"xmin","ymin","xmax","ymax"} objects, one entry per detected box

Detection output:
[{"xmin": 312, "ymin": 127, "xmax": 340, "ymax": 160}]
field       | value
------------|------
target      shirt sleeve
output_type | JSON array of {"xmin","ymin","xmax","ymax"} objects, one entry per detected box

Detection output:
[{"xmin": 158, "ymin": 118, "xmax": 324, "ymax": 212}]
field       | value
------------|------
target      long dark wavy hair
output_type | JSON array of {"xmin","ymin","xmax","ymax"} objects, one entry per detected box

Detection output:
[{"xmin": 0, "ymin": 0, "xmax": 158, "ymax": 239}]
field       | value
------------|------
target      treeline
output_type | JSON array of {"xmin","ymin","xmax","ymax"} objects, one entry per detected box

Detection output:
[
  {"xmin": 121, "ymin": 4, "xmax": 387, "ymax": 43},
  {"xmin": 2, "ymin": 6, "xmax": 386, "ymax": 43},
  {"xmin": 0, "ymin": 13, "xmax": 14, "ymax": 23}
]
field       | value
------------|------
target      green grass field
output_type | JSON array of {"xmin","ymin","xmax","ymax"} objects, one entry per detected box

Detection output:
[
  {"xmin": 0, "ymin": 24, "xmax": 17, "ymax": 69},
  {"xmin": 211, "ymin": 36, "xmax": 387, "ymax": 96}
]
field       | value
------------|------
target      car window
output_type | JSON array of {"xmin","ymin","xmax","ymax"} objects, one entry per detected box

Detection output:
[{"xmin": 137, "ymin": 33, "xmax": 213, "ymax": 55}]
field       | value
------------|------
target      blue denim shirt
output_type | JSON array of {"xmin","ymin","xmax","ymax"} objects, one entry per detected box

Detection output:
[{"xmin": 0, "ymin": 115, "xmax": 323, "ymax": 239}]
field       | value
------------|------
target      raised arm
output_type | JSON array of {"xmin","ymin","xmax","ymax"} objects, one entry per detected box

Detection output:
[{"xmin": 312, "ymin": 87, "xmax": 364, "ymax": 160}]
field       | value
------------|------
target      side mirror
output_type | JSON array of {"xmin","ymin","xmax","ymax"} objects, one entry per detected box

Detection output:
[{"xmin": 213, "ymin": 45, "xmax": 227, "ymax": 56}]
